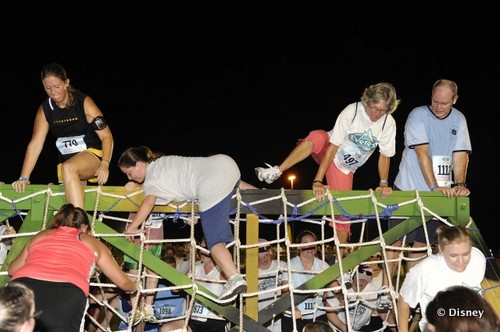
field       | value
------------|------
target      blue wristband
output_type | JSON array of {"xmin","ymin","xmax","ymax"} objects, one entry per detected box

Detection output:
[
  {"xmin": 430, "ymin": 185, "xmax": 439, "ymax": 191},
  {"xmin": 19, "ymin": 176, "xmax": 29, "ymax": 181}
]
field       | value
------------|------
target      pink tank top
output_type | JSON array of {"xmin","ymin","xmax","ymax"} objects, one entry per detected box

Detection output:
[{"xmin": 12, "ymin": 226, "xmax": 96, "ymax": 296}]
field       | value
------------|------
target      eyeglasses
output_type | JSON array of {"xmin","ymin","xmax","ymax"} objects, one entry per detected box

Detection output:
[
  {"xmin": 30, "ymin": 310, "xmax": 42, "ymax": 320},
  {"xmin": 358, "ymin": 267, "xmax": 373, "ymax": 276},
  {"xmin": 368, "ymin": 102, "xmax": 388, "ymax": 114},
  {"xmin": 259, "ymin": 247, "xmax": 269, "ymax": 253}
]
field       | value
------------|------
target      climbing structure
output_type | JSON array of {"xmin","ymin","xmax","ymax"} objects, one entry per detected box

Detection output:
[{"xmin": 0, "ymin": 184, "xmax": 498, "ymax": 331}]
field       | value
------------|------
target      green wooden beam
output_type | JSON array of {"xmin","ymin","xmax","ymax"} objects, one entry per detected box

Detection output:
[{"xmin": 0, "ymin": 185, "xmax": 471, "ymax": 219}]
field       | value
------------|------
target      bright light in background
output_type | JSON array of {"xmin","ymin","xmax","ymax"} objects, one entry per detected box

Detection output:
[{"xmin": 288, "ymin": 175, "xmax": 296, "ymax": 190}]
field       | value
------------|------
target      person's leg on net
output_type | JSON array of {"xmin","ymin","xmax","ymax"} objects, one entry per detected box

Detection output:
[
  {"xmin": 142, "ymin": 268, "xmax": 160, "ymax": 321},
  {"xmin": 86, "ymin": 286, "xmax": 120, "ymax": 332},
  {"xmin": 331, "ymin": 222, "xmax": 350, "ymax": 259},
  {"xmin": 324, "ymin": 162, "xmax": 354, "ymax": 258},
  {"xmin": 200, "ymin": 191, "xmax": 247, "ymax": 301},
  {"xmin": 122, "ymin": 247, "xmax": 162, "ymax": 324},
  {"xmin": 255, "ymin": 129, "xmax": 330, "ymax": 184},
  {"xmin": 122, "ymin": 263, "xmax": 143, "ymax": 324},
  {"xmin": 60, "ymin": 150, "xmax": 104, "ymax": 208},
  {"xmin": 283, "ymin": 129, "xmax": 330, "ymax": 172}
]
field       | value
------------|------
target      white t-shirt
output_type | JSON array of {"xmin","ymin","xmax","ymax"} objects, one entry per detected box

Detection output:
[
  {"xmin": 328, "ymin": 102, "xmax": 396, "ymax": 175},
  {"xmin": 258, "ymin": 260, "xmax": 287, "ymax": 332},
  {"xmin": 177, "ymin": 257, "xmax": 201, "ymax": 275},
  {"xmin": 399, "ymin": 247, "xmax": 486, "ymax": 331},
  {"xmin": 190, "ymin": 263, "xmax": 225, "ymax": 322},
  {"xmin": 370, "ymin": 272, "xmax": 384, "ymax": 318},
  {"xmin": 282, "ymin": 256, "xmax": 330, "ymax": 320},
  {"xmin": 326, "ymin": 281, "xmax": 378, "ymax": 331},
  {"xmin": 371, "ymin": 272, "xmax": 383, "ymax": 290},
  {"xmin": 143, "ymin": 154, "xmax": 240, "ymax": 211}
]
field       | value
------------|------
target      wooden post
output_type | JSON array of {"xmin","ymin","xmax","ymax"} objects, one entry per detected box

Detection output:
[{"xmin": 245, "ymin": 213, "xmax": 259, "ymax": 320}]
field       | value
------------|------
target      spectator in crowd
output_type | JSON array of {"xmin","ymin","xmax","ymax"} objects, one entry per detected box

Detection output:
[
  {"xmin": 155, "ymin": 255, "xmax": 190, "ymax": 332},
  {"xmin": 188, "ymin": 238, "xmax": 228, "ymax": 332},
  {"xmin": 0, "ymin": 281, "xmax": 36, "ymax": 332},
  {"xmin": 281, "ymin": 230, "xmax": 330, "ymax": 331},
  {"xmin": 325, "ymin": 266, "xmax": 378, "ymax": 331},
  {"xmin": 426, "ymin": 285, "xmax": 500, "ymax": 332},
  {"xmin": 397, "ymin": 225, "xmax": 486, "ymax": 332},
  {"xmin": 302, "ymin": 320, "xmax": 333, "ymax": 332},
  {"xmin": 257, "ymin": 238, "xmax": 287, "ymax": 331}
]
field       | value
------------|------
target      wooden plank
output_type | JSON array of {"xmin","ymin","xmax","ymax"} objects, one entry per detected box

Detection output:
[{"xmin": 0, "ymin": 185, "xmax": 472, "ymax": 219}]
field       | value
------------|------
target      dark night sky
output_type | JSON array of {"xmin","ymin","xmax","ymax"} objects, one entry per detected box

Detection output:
[{"xmin": 2, "ymin": 2, "xmax": 498, "ymax": 249}]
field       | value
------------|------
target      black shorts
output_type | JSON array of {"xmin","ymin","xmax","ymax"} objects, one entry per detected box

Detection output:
[
  {"xmin": 13, "ymin": 277, "xmax": 87, "ymax": 332},
  {"xmin": 189, "ymin": 318, "xmax": 228, "ymax": 332}
]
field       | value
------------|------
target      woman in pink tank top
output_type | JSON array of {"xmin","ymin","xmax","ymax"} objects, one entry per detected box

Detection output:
[{"xmin": 8, "ymin": 204, "xmax": 139, "ymax": 332}]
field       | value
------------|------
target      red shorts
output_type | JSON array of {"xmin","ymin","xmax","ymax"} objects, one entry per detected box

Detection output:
[
  {"xmin": 303, "ymin": 130, "xmax": 353, "ymax": 234},
  {"xmin": 304, "ymin": 130, "xmax": 354, "ymax": 190}
]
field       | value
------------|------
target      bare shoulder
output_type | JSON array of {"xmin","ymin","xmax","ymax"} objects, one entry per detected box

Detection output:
[
  {"xmin": 31, "ymin": 229, "xmax": 52, "ymax": 241},
  {"xmin": 83, "ymin": 95, "xmax": 104, "ymax": 118},
  {"xmin": 79, "ymin": 233, "xmax": 104, "ymax": 253}
]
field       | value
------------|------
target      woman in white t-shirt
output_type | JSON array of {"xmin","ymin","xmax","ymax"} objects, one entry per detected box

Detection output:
[
  {"xmin": 118, "ymin": 146, "xmax": 247, "ymax": 303},
  {"xmin": 397, "ymin": 225, "xmax": 486, "ymax": 332},
  {"xmin": 254, "ymin": 83, "xmax": 400, "ymax": 257},
  {"xmin": 257, "ymin": 238, "xmax": 287, "ymax": 332},
  {"xmin": 281, "ymin": 231, "xmax": 330, "ymax": 332}
]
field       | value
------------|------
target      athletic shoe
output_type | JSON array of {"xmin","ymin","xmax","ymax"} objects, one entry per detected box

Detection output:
[
  {"xmin": 377, "ymin": 286, "xmax": 393, "ymax": 310},
  {"xmin": 337, "ymin": 272, "xmax": 353, "ymax": 290},
  {"xmin": 255, "ymin": 163, "xmax": 282, "ymax": 184},
  {"xmin": 219, "ymin": 274, "xmax": 247, "ymax": 301},
  {"xmin": 142, "ymin": 304, "xmax": 156, "ymax": 322},
  {"xmin": 127, "ymin": 310, "xmax": 142, "ymax": 326}
]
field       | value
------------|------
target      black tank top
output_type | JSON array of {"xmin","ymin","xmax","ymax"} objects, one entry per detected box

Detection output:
[{"xmin": 42, "ymin": 90, "xmax": 102, "ymax": 162}]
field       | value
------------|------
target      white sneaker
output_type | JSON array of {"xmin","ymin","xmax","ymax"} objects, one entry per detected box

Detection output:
[
  {"xmin": 219, "ymin": 274, "xmax": 247, "ymax": 302},
  {"xmin": 377, "ymin": 286, "xmax": 393, "ymax": 310},
  {"xmin": 337, "ymin": 272, "xmax": 353, "ymax": 290},
  {"xmin": 143, "ymin": 304, "xmax": 156, "ymax": 322},
  {"xmin": 255, "ymin": 163, "xmax": 282, "ymax": 184}
]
